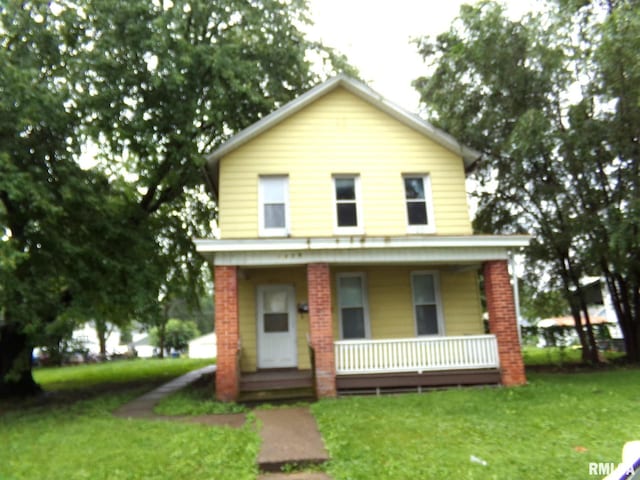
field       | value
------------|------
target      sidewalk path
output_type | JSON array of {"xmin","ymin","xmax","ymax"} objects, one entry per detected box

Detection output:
[
  {"xmin": 113, "ymin": 364, "xmax": 244, "ymax": 427},
  {"xmin": 255, "ymin": 407, "xmax": 330, "ymax": 472},
  {"xmin": 114, "ymin": 365, "xmax": 331, "ymax": 478}
]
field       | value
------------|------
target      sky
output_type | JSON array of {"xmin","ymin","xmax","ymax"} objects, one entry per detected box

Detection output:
[{"xmin": 305, "ymin": 0, "xmax": 543, "ymax": 112}]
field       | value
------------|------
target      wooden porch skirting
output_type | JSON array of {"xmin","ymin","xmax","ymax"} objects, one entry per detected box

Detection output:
[{"xmin": 336, "ymin": 368, "xmax": 500, "ymax": 393}]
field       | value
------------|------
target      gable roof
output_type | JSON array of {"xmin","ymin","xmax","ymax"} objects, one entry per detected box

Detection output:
[{"xmin": 203, "ymin": 75, "xmax": 481, "ymax": 200}]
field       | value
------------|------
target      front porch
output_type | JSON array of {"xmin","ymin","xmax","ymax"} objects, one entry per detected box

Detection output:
[
  {"xmin": 238, "ymin": 334, "xmax": 502, "ymax": 398},
  {"xmin": 201, "ymin": 237, "xmax": 530, "ymax": 402}
]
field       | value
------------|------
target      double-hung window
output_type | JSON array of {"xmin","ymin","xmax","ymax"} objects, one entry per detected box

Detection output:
[
  {"xmin": 411, "ymin": 272, "xmax": 442, "ymax": 336},
  {"xmin": 333, "ymin": 175, "xmax": 363, "ymax": 234},
  {"xmin": 259, "ymin": 175, "xmax": 289, "ymax": 237},
  {"xmin": 403, "ymin": 175, "xmax": 435, "ymax": 233},
  {"xmin": 337, "ymin": 273, "xmax": 370, "ymax": 339}
]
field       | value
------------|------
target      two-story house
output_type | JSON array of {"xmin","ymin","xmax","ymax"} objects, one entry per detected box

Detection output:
[{"xmin": 196, "ymin": 75, "xmax": 529, "ymax": 401}]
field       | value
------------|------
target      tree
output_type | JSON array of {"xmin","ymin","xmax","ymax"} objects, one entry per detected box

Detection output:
[
  {"xmin": 1, "ymin": 0, "xmax": 355, "ymax": 397},
  {"xmin": 414, "ymin": 0, "xmax": 640, "ymax": 362},
  {"xmin": 151, "ymin": 318, "xmax": 199, "ymax": 354}
]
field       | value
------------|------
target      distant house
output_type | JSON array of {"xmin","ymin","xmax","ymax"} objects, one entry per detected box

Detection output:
[
  {"xmin": 131, "ymin": 334, "xmax": 155, "ymax": 358},
  {"xmin": 72, "ymin": 322, "xmax": 124, "ymax": 356},
  {"xmin": 195, "ymin": 75, "xmax": 530, "ymax": 401},
  {"xmin": 188, "ymin": 332, "xmax": 217, "ymax": 359}
]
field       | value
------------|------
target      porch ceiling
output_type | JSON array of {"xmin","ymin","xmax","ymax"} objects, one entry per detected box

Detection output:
[{"xmin": 195, "ymin": 235, "xmax": 531, "ymax": 267}]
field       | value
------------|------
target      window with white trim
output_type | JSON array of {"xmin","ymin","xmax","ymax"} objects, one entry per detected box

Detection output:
[
  {"xmin": 258, "ymin": 175, "xmax": 289, "ymax": 237},
  {"xmin": 333, "ymin": 175, "xmax": 363, "ymax": 234},
  {"xmin": 403, "ymin": 175, "xmax": 435, "ymax": 233},
  {"xmin": 337, "ymin": 273, "xmax": 370, "ymax": 339},
  {"xmin": 411, "ymin": 272, "xmax": 442, "ymax": 336}
]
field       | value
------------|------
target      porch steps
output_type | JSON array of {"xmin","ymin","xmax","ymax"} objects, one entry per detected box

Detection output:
[{"xmin": 239, "ymin": 369, "xmax": 315, "ymax": 403}]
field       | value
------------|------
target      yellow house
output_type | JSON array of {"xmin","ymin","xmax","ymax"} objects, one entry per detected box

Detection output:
[{"xmin": 196, "ymin": 76, "xmax": 529, "ymax": 401}]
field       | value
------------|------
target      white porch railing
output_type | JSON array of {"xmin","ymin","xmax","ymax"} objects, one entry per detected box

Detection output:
[{"xmin": 334, "ymin": 335, "xmax": 499, "ymax": 375}]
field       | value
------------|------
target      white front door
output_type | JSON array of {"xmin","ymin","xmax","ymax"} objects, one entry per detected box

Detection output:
[{"xmin": 257, "ymin": 285, "xmax": 297, "ymax": 368}]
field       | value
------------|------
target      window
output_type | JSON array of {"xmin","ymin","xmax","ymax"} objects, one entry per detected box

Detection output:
[
  {"xmin": 411, "ymin": 272, "xmax": 442, "ymax": 336},
  {"xmin": 337, "ymin": 273, "xmax": 369, "ymax": 339},
  {"xmin": 333, "ymin": 175, "xmax": 362, "ymax": 233},
  {"xmin": 403, "ymin": 175, "xmax": 435, "ymax": 233},
  {"xmin": 259, "ymin": 176, "xmax": 288, "ymax": 236}
]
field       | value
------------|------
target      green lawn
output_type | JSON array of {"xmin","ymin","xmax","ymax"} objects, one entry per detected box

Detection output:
[
  {"xmin": 2, "ymin": 359, "xmax": 257, "ymax": 480},
  {"xmin": 3, "ymin": 356, "xmax": 639, "ymax": 479},
  {"xmin": 312, "ymin": 367, "xmax": 640, "ymax": 479},
  {"xmin": 522, "ymin": 345, "xmax": 626, "ymax": 367},
  {"xmin": 154, "ymin": 372, "xmax": 246, "ymax": 416},
  {"xmin": 1, "ymin": 392, "xmax": 259, "ymax": 480},
  {"xmin": 33, "ymin": 357, "xmax": 214, "ymax": 391}
]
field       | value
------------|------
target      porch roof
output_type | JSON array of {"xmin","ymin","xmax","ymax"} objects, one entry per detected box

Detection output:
[{"xmin": 194, "ymin": 235, "xmax": 531, "ymax": 267}]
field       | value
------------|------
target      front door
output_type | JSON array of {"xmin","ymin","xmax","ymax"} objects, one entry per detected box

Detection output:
[{"xmin": 257, "ymin": 285, "xmax": 297, "ymax": 368}]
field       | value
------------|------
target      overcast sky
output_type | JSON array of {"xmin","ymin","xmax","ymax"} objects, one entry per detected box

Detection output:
[{"xmin": 306, "ymin": 0, "xmax": 543, "ymax": 111}]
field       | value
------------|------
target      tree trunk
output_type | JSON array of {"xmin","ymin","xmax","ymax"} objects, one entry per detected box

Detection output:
[
  {"xmin": 0, "ymin": 324, "xmax": 42, "ymax": 398},
  {"xmin": 95, "ymin": 319, "xmax": 108, "ymax": 360},
  {"xmin": 604, "ymin": 269, "xmax": 640, "ymax": 362}
]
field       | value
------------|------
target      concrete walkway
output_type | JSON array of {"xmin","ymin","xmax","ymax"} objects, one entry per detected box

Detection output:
[
  {"xmin": 114, "ymin": 365, "xmax": 331, "ymax": 479},
  {"xmin": 255, "ymin": 407, "xmax": 330, "ymax": 472}
]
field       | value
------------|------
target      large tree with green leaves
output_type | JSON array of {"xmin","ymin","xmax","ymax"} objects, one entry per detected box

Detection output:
[
  {"xmin": 1, "ymin": 0, "xmax": 354, "ymax": 397},
  {"xmin": 413, "ymin": 0, "xmax": 640, "ymax": 362}
]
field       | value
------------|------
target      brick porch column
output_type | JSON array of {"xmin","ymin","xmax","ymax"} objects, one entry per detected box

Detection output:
[
  {"xmin": 214, "ymin": 265, "xmax": 240, "ymax": 401},
  {"xmin": 307, "ymin": 263, "xmax": 337, "ymax": 398},
  {"xmin": 483, "ymin": 260, "xmax": 527, "ymax": 386}
]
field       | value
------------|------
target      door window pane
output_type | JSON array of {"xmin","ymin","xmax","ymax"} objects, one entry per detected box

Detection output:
[
  {"xmin": 342, "ymin": 307, "xmax": 365, "ymax": 339},
  {"xmin": 264, "ymin": 290, "xmax": 287, "ymax": 313},
  {"xmin": 264, "ymin": 313, "xmax": 289, "ymax": 333}
]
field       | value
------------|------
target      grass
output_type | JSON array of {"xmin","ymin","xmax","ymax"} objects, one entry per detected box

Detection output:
[
  {"xmin": 522, "ymin": 345, "xmax": 626, "ymax": 367},
  {"xmin": 0, "ymin": 392, "xmax": 259, "ymax": 480},
  {"xmin": 154, "ymin": 373, "xmax": 246, "ymax": 416},
  {"xmin": 33, "ymin": 357, "xmax": 214, "ymax": 391},
  {"xmin": 1, "ymin": 359, "xmax": 259, "ymax": 480},
  {"xmin": 312, "ymin": 366, "xmax": 640, "ymax": 479},
  {"xmin": 3, "ymin": 351, "xmax": 639, "ymax": 479}
]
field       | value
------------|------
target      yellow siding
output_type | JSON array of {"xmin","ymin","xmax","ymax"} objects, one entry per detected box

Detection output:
[
  {"xmin": 237, "ymin": 267, "xmax": 310, "ymax": 372},
  {"xmin": 218, "ymin": 88, "xmax": 471, "ymax": 239},
  {"xmin": 440, "ymin": 270, "xmax": 485, "ymax": 335}
]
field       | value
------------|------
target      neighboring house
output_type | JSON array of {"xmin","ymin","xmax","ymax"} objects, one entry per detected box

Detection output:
[
  {"xmin": 188, "ymin": 332, "xmax": 217, "ymax": 359},
  {"xmin": 195, "ymin": 75, "xmax": 530, "ymax": 401},
  {"xmin": 130, "ymin": 334, "xmax": 155, "ymax": 358},
  {"xmin": 72, "ymin": 322, "xmax": 124, "ymax": 356}
]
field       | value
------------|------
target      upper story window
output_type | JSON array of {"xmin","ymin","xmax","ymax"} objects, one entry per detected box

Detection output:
[
  {"xmin": 333, "ymin": 175, "xmax": 363, "ymax": 234},
  {"xmin": 403, "ymin": 175, "xmax": 435, "ymax": 234},
  {"xmin": 259, "ymin": 175, "xmax": 289, "ymax": 237}
]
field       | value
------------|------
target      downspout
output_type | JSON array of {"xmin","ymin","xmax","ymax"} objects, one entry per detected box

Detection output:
[{"xmin": 509, "ymin": 250, "xmax": 523, "ymax": 346}]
